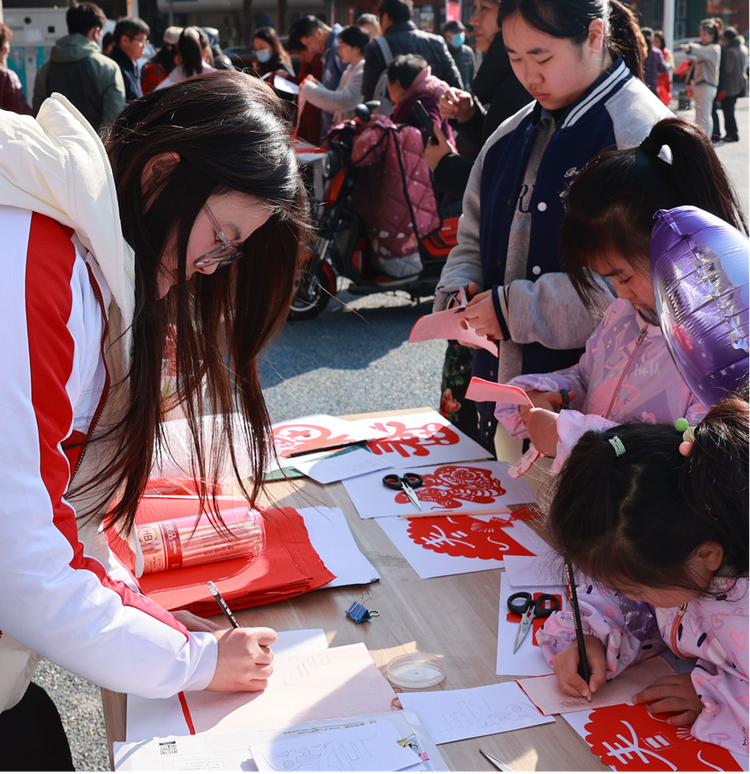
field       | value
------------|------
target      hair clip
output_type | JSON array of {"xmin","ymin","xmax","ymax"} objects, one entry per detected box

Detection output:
[
  {"xmin": 608, "ymin": 436, "xmax": 626, "ymax": 457},
  {"xmin": 674, "ymin": 417, "xmax": 695, "ymax": 457}
]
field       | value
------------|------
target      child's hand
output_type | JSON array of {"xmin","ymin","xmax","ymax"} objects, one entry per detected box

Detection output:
[
  {"xmin": 464, "ymin": 289, "xmax": 503, "ymax": 340},
  {"xmin": 518, "ymin": 405, "xmax": 559, "ymax": 456},
  {"xmin": 207, "ymin": 626, "xmax": 277, "ymax": 692},
  {"xmin": 525, "ymin": 390, "xmax": 577, "ymax": 412},
  {"xmin": 632, "ymin": 673, "xmax": 704, "ymax": 726},
  {"xmin": 552, "ymin": 636, "xmax": 607, "ymax": 700}
]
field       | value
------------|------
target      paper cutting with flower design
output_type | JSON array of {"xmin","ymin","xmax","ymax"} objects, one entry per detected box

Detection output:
[{"xmin": 272, "ymin": 414, "xmax": 382, "ymax": 458}]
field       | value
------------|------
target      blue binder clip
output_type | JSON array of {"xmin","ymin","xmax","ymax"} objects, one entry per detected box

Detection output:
[{"xmin": 345, "ymin": 592, "xmax": 379, "ymax": 624}]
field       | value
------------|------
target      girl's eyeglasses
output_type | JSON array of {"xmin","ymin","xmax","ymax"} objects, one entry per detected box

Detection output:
[{"xmin": 193, "ymin": 204, "xmax": 244, "ymax": 269}]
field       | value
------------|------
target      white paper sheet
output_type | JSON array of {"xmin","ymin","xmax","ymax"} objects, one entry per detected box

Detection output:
[
  {"xmin": 517, "ymin": 657, "xmax": 677, "ymax": 715},
  {"xmin": 346, "ymin": 411, "xmax": 490, "ymax": 469},
  {"xmin": 273, "ymin": 75, "xmax": 299, "ymax": 94},
  {"xmin": 297, "ymin": 507, "xmax": 380, "ymax": 587},
  {"xmin": 497, "ymin": 574, "xmax": 564, "ymax": 678},
  {"xmin": 399, "ymin": 682, "xmax": 554, "ymax": 744},
  {"xmin": 343, "ymin": 460, "xmax": 535, "ymax": 520},
  {"xmin": 183, "ymin": 643, "xmax": 397, "ymax": 735},
  {"xmin": 126, "ymin": 630, "xmax": 329, "ymax": 742},
  {"xmin": 249, "ymin": 719, "xmax": 421, "ymax": 771},
  {"xmin": 292, "ymin": 445, "xmax": 392, "ymax": 484},
  {"xmin": 376, "ymin": 518, "xmax": 542, "ymax": 580},
  {"xmin": 272, "ymin": 414, "xmax": 384, "ymax": 459},
  {"xmin": 116, "ymin": 710, "xmax": 449, "ymax": 771},
  {"xmin": 562, "ymin": 706, "xmax": 749, "ymax": 771}
]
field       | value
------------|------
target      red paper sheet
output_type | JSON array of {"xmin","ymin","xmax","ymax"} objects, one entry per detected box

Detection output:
[{"xmin": 107, "ymin": 495, "xmax": 335, "ymax": 614}]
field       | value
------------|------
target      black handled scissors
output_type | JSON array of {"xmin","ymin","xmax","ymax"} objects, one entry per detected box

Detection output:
[
  {"xmin": 507, "ymin": 591, "xmax": 560, "ymax": 653},
  {"xmin": 382, "ymin": 472, "xmax": 423, "ymax": 511}
]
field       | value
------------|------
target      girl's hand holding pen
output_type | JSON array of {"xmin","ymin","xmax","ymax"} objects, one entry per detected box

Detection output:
[
  {"xmin": 552, "ymin": 636, "xmax": 607, "ymax": 700},
  {"xmin": 632, "ymin": 673, "xmax": 704, "ymax": 727},
  {"xmin": 207, "ymin": 627, "xmax": 278, "ymax": 693}
]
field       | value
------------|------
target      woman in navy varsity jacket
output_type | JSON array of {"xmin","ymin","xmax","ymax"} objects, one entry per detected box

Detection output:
[{"xmin": 434, "ymin": 0, "xmax": 671, "ymax": 451}]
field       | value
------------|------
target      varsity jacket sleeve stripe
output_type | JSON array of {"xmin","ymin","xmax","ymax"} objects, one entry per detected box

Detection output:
[{"xmin": 0, "ymin": 210, "xmax": 217, "ymax": 698}]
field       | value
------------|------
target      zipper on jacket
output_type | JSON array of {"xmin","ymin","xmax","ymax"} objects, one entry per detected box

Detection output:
[
  {"xmin": 670, "ymin": 603, "xmax": 689, "ymax": 660},
  {"xmin": 72, "ymin": 265, "xmax": 111, "ymax": 480},
  {"xmin": 604, "ymin": 326, "xmax": 647, "ymax": 420}
]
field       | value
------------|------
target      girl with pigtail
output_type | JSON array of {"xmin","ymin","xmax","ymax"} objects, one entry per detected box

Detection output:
[
  {"xmin": 536, "ymin": 391, "xmax": 749, "ymax": 755},
  {"xmin": 435, "ymin": 0, "xmax": 671, "ymax": 453},
  {"xmin": 494, "ymin": 117, "xmax": 747, "ymax": 474}
]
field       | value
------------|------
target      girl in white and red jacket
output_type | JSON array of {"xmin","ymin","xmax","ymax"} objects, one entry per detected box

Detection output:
[
  {"xmin": 0, "ymin": 72, "xmax": 309, "ymax": 767},
  {"xmin": 537, "ymin": 393, "xmax": 749, "ymax": 757}
]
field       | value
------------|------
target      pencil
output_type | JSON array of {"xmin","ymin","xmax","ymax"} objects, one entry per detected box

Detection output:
[
  {"xmin": 565, "ymin": 561, "xmax": 591, "ymax": 701},
  {"xmin": 207, "ymin": 580, "xmax": 241, "ymax": 629}
]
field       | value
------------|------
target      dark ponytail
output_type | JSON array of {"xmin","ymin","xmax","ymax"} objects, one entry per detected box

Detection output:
[
  {"xmin": 497, "ymin": 0, "xmax": 643, "ymax": 79},
  {"xmin": 547, "ymin": 392, "xmax": 749, "ymax": 594},
  {"xmin": 177, "ymin": 27, "xmax": 204, "ymax": 77},
  {"xmin": 561, "ymin": 116, "xmax": 747, "ymax": 311}
]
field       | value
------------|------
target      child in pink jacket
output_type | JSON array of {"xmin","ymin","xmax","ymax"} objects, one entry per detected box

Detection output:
[
  {"xmin": 494, "ymin": 117, "xmax": 744, "ymax": 470},
  {"xmin": 537, "ymin": 393, "xmax": 749, "ymax": 756}
]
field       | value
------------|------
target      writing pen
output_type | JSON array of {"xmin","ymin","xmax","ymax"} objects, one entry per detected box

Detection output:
[
  {"xmin": 565, "ymin": 561, "xmax": 591, "ymax": 701},
  {"xmin": 207, "ymin": 580, "xmax": 240, "ymax": 629}
]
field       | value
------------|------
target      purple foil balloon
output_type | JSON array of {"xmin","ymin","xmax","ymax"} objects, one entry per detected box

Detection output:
[{"xmin": 651, "ymin": 206, "xmax": 749, "ymax": 408}]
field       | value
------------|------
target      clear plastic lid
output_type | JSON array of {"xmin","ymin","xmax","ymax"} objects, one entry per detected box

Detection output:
[{"xmin": 386, "ymin": 652, "xmax": 446, "ymax": 689}]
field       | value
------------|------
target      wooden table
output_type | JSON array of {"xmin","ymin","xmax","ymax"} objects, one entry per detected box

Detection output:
[{"xmin": 102, "ymin": 409, "xmax": 607, "ymax": 771}]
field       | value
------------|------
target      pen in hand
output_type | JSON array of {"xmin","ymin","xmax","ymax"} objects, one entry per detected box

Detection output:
[
  {"xmin": 565, "ymin": 561, "xmax": 592, "ymax": 701},
  {"xmin": 207, "ymin": 580, "xmax": 240, "ymax": 629}
]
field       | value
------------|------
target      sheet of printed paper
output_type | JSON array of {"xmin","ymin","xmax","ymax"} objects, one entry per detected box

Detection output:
[
  {"xmin": 116, "ymin": 710, "xmax": 448, "ymax": 772},
  {"xmin": 399, "ymin": 681, "xmax": 553, "ymax": 744},
  {"xmin": 125, "ymin": 629, "xmax": 330, "ymax": 742},
  {"xmin": 250, "ymin": 719, "xmax": 421, "ymax": 772},
  {"xmin": 409, "ymin": 307, "xmax": 499, "ymax": 356},
  {"xmin": 376, "ymin": 517, "xmax": 540, "ymax": 580},
  {"xmin": 183, "ymin": 643, "xmax": 397, "ymax": 734},
  {"xmin": 292, "ymin": 445, "xmax": 392, "ymax": 484},
  {"xmin": 497, "ymin": 574, "xmax": 566, "ymax": 678},
  {"xmin": 297, "ymin": 507, "xmax": 379, "ymax": 587},
  {"xmin": 272, "ymin": 414, "xmax": 386, "ymax": 459},
  {"xmin": 343, "ymin": 460, "xmax": 535, "ymax": 519},
  {"xmin": 562, "ymin": 704, "xmax": 748, "ymax": 771},
  {"xmin": 347, "ymin": 410, "xmax": 490, "ymax": 469},
  {"xmin": 517, "ymin": 657, "xmax": 677, "ymax": 715}
]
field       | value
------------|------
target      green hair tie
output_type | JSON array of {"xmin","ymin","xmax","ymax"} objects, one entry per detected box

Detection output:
[{"xmin": 609, "ymin": 436, "xmax": 626, "ymax": 457}]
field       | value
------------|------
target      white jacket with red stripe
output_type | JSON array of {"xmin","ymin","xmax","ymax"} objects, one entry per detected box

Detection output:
[{"xmin": 0, "ymin": 96, "xmax": 218, "ymax": 712}]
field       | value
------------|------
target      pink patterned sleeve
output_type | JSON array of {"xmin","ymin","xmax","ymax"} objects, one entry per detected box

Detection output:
[{"xmin": 538, "ymin": 582, "xmax": 666, "ymax": 678}]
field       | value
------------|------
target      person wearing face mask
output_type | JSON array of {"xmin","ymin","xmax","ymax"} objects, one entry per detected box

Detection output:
[
  {"xmin": 252, "ymin": 26, "xmax": 294, "ymax": 78},
  {"xmin": 443, "ymin": 20, "xmax": 475, "ymax": 96}
]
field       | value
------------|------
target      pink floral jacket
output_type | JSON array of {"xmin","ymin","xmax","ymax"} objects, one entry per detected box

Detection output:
[
  {"xmin": 495, "ymin": 299, "xmax": 706, "ymax": 473},
  {"xmin": 538, "ymin": 576, "xmax": 749, "ymax": 756}
]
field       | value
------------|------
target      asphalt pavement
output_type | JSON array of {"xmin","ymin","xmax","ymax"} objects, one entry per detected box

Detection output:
[{"xmin": 36, "ymin": 97, "xmax": 748, "ymax": 771}]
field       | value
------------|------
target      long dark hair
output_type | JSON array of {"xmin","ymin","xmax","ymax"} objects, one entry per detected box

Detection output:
[
  {"xmin": 90, "ymin": 72, "xmax": 310, "ymax": 532},
  {"xmin": 498, "ymin": 0, "xmax": 645, "ymax": 80},
  {"xmin": 177, "ymin": 27, "xmax": 209, "ymax": 77},
  {"xmin": 547, "ymin": 391, "xmax": 749, "ymax": 596},
  {"xmin": 560, "ymin": 117, "xmax": 747, "ymax": 311},
  {"xmin": 253, "ymin": 26, "xmax": 292, "ymax": 68}
]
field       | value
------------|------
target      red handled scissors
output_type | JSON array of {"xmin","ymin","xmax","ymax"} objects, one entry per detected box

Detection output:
[
  {"xmin": 507, "ymin": 591, "xmax": 560, "ymax": 653},
  {"xmin": 382, "ymin": 472, "xmax": 424, "ymax": 511}
]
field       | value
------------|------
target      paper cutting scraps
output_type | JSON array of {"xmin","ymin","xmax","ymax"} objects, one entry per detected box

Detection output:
[
  {"xmin": 182, "ymin": 643, "xmax": 398, "ymax": 735},
  {"xmin": 409, "ymin": 306, "xmax": 499, "ymax": 356},
  {"xmin": 398, "ymin": 681, "xmax": 553, "ymax": 744},
  {"xmin": 564, "ymin": 703, "xmax": 746, "ymax": 771},
  {"xmin": 465, "ymin": 377, "xmax": 533, "ymax": 407},
  {"xmin": 376, "ymin": 517, "xmax": 541, "ymax": 580},
  {"xmin": 517, "ymin": 657, "xmax": 677, "ymax": 716},
  {"xmin": 344, "ymin": 461, "xmax": 535, "ymax": 519},
  {"xmin": 249, "ymin": 719, "xmax": 423, "ymax": 772}
]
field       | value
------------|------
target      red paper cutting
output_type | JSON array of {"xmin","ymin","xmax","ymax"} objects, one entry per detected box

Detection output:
[
  {"xmin": 273, "ymin": 423, "xmax": 356, "ymax": 457},
  {"xmin": 406, "ymin": 515, "xmax": 536, "ymax": 560},
  {"xmin": 366, "ymin": 420, "xmax": 460, "ymax": 458},
  {"xmin": 392, "ymin": 464, "xmax": 506, "ymax": 510},
  {"xmin": 584, "ymin": 703, "xmax": 741, "ymax": 771}
]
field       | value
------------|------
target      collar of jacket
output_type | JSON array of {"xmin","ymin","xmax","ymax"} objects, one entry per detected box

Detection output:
[{"xmin": 385, "ymin": 21, "xmax": 418, "ymax": 35}]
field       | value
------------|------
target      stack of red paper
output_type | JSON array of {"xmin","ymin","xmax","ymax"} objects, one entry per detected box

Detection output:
[{"xmin": 107, "ymin": 494, "xmax": 335, "ymax": 615}]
